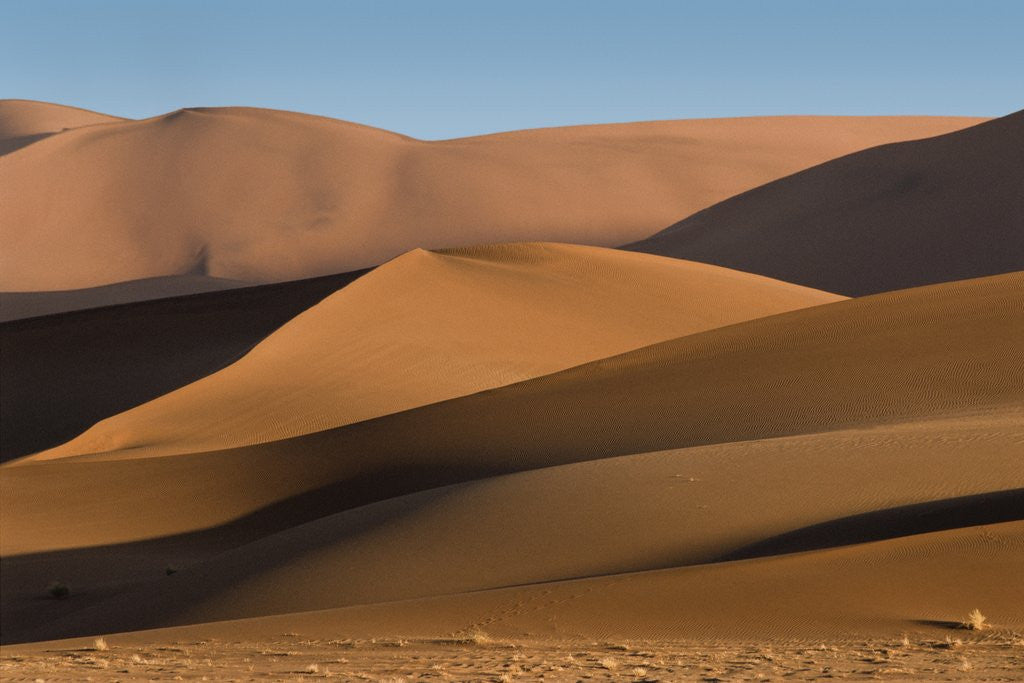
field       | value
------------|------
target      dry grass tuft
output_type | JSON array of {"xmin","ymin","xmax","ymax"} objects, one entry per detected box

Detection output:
[
  {"xmin": 599, "ymin": 656, "xmax": 619, "ymax": 670},
  {"xmin": 91, "ymin": 638, "xmax": 108, "ymax": 652},
  {"xmin": 963, "ymin": 608, "xmax": 989, "ymax": 631}
]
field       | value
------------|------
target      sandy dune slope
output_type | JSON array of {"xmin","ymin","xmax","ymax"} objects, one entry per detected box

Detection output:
[
  {"xmin": 0, "ymin": 103, "xmax": 981, "ymax": 290},
  {"xmin": 20, "ymin": 521, "xmax": 1024, "ymax": 644},
  {"xmin": 0, "ymin": 275, "xmax": 251, "ymax": 322},
  {"xmin": 4, "ymin": 412, "xmax": 1018, "ymax": 642},
  {"xmin": 0, "ymin": 100, "xmax": 123, "ymax": 155},
  {"xmin": 627, "ymin": 111, "xmax": 1024, "ymax": 295},
  {"xmin": 0, "ymin": 269, "xmax": 367, "ymax": 461},
  {"xmin": 32, "ymin": 244, "xmax": 843, "ymax": 461},
  {"xmin": 4, "ymin": 272, "xmax": 1019, "ymax": 555}
]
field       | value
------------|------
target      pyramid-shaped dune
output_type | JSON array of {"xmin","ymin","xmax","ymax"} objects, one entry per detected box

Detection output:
[{"xmin": 27, "ymin": 243, "xmax": 842, "ymax": 462}]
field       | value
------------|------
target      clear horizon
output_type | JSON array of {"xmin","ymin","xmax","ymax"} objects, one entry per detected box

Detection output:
[{"xmin": 2, "ymin": 0, "xmax": 1022, "ymax": 139}]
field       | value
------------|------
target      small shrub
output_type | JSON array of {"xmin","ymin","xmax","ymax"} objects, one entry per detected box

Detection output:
[
  {"xmin": 47, "ymin": 581, "xmax": 70, "ymax": 599},
  {"xmin": 92, "ymin": 637, "xmax": 108, "ymax": 651},
  {"xmin": 963, "ymin": 608, "xmax": 988, "ymax": 631}
]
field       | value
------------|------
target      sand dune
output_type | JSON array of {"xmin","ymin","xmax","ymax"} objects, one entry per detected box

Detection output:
[
  {"xmin": 1, "ymin": 98, "xmax": 1016, "ymax": 658},
  {"xmin": 0, "ymin": 100, "xmax": 123, "ymax": 155},
  {"xmin": 5, "ymin": 272, "xmax": 1019, "ymax": 555},
  {"xmin": 4, "ymin": 412, "xmax": 1018, "ymax": 642},
  {"xmin": 0, "ymin": 275, "xmax": 251, "ymax": 322},
  {"xmin": 153, "ymin": 521, "xmax": 1024, "ymax": 643},
  {"xmin": 0, "ymin": 102, "xmax": 981, "ymax": 290},
  {"xmin": 627, "ymin": 111, "xmax": 1024, "ymax": 295},
  {"xmin": 31, "ymin": 244, "xmax": 842, "ymax": 461},
  {"xmin": 19, "ymin": 521, "xmax": 1024, "ymax": 644},
  {"xmin": 0, "ymin": 269, "xmax": 367, "ymax": 461}
]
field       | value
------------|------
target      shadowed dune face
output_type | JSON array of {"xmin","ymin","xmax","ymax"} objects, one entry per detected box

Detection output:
[
  {"xmin": 0, "ymin": 270, "xmax": 367, "ymax": 461},
  {"xmin": 0, "ymin": 275, "xmax": 252, "ymax": 323},
  {"xmin": 0, "ymin": 103, "xmax": 982, "ymax": 290},
  {"xmin": 29, "ymin": 243, "xmax": 843, "ymax": 462},
  {"xmin": 627, "ymin": 110, "xmax": 1024, "ymax": 295}
]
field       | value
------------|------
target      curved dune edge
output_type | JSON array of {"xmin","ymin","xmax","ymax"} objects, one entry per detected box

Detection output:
[
  {"xmin": 627, "ymin": 110, "xmax": 1024, "ymax": 296},
  {"xmin": 0, "ymin": 103, "xmax": 983, "ymax": 290},
  {"xmin": 0, "ymin": 100, "xmax": 124, "ymax": 139},
  {"xmin": 2, "ymin": 411, "xmax": 1018, "ymax": 642},
  {"xmin": 0, "ymin": 275, "xmax": 252, "ymax": 323},
  {"xmin": 3, "ymin": 272, "xmax": 1020, "ymax": 556},
  {"xmin": 15, "ymin": 521, "xmax": 1024, "ymax": 644},
  {"xmin": 30, "ymin": 244, "xmax": 844, "ymax": 462},
  {"xmin": 0, "ymin": 100, "xmax": 125, "ymax": 155},
  {"xmin": 0, "ymin": 269, "xmax": 368, "ymax": 462}
]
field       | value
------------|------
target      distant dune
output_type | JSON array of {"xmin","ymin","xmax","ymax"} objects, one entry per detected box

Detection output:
[
  {"xmin": 0, "ymin": 269, "xmax": 367, "ymax": 461},
  {"xmin": 0, "ymin": 101, "xmax": 981, "ymax": 290},
  {"xmin": 0, "ymin": 100, "xmax": 123, "ymax": 155},
  {"xmin": 0, "ymin": 275, "xmax": 251, "ymax": 322},
  {"xmin": 627, "ymin": 111, "xmax": 1024, "ymax": 295},
  {"xmin": 29, "ymin": 243, "xmax": 842, "ymax": 462}
]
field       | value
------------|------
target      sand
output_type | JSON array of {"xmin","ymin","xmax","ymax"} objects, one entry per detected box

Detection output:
[
  {"xmin": 0, "ymin": 101, "xmax": 981, "ymax": 290},
  {"xmin": 627, "ymin": 110, "xmax": 1024, "ymax": 295},
  {"xmin": 27, "ymin": 243, "xmax": 842, "ymax": 462},
  {"xmin": 0, "ymin": 103, "xmax": 1019, "ymax": 677},
  {"xmin": 0, "ymin": 100, "xmax": 123, "ymax": 155},
  {"xmin": 5, "ymin": 634, "xmax": 1023, "ymax": 681},
  {"xmin": 0, "ymin": 269, "xmax": 367, "ymax": 461},
  {"xmin": 3, "ymin": 271, "xmax": 1020, "ymax": 646},
  {"xmin": 4, "ymin": 411, "xmax": 1019, "ymax": 643},
  {"xmin": 0, "ymin": 275, "xmax": 251, "ymax": 323}
]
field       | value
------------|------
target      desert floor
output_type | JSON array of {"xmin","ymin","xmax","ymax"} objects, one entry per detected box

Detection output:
[{"xmin": 4, "ymin": 632, "xmax": 1024, "ymax": 682}]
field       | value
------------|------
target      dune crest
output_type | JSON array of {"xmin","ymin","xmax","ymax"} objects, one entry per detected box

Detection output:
[
  {"xmin": 27, "ymin": 243, "xmax": 843, "ymax": 461},
  {"xmin": 0, "ymin": 102, "xmax": 982, "ymax": 290},
  {"xmin": 0, "ymin": 100, "xmax": 124, "ymax": 155}
]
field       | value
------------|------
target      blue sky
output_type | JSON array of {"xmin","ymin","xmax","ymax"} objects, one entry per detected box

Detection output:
[{"xmin": 2, "ymin": 0, "xmax": 1021, "ymax": 139}]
